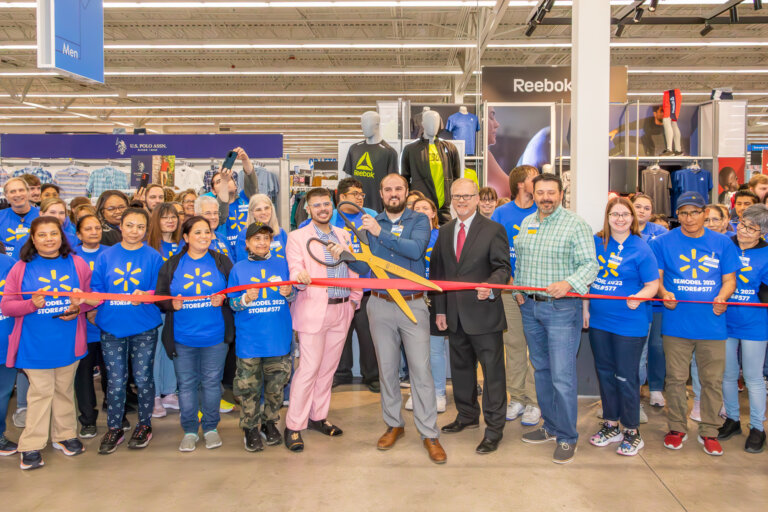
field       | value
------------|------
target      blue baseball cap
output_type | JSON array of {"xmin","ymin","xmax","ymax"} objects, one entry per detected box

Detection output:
[{"xmin": 676, "ymin": 191, "xmax": 707, "ymax": 209}]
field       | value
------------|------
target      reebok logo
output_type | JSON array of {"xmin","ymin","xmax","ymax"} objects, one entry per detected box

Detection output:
[
  {"xmin": 513, "ymin": 78, "xmax": 571, "ymax": 93},
  {"xmin": 355, "ymin": 152, "xmax": 373, "ymax": 172}
]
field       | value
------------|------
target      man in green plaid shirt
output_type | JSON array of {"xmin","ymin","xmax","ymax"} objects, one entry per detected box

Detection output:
[{"xmin": 513, "ymin": 174, "xmax": 597, "ymax": 465}]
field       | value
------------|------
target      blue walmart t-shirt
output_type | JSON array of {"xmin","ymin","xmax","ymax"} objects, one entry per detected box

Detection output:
[
  {"xmin": 76, "ymin": 245, "xmax": 108, "ymax": 343},
  {"xmin": 589, "ymin": 234, "xmax": 659, "ymax": 337},
  {"xmin": 234, "ymin": 227, "xmax": 287, "ymax": 263},
  {"xmin": 228, "ymin": 256, "xmax": 292, "ymax": 358},
  {"xmin": 170, "ymin": 252, "xmax": 227, "ymax": 347},
  {"xmin": 0, "ymin": 206, "xmax": 39, "ymax": 260},
  {"xmin": 446, "ymin": 112, "xmax": 480, "ymax": 155},
  {"xmin": 15, "ymin": 255, "xmax": 81, "ymax": 369},
  {"xmin": 160, "ymin": 239, "xmax": 185, "ymax": 262},
  {"xmin": 725, "ymin": 237, "xmax": 768, "ymax": 340},
  {"xmin": 91, "ymin": 244, "xmax": 163, "ymax": 338},
  {"xmin": 640, "ymin": 222, "xmax": 667, "ymax": 243},
  {"xmin": 225, "ymin": 191, "xmax": 250, "ymax": 253},
  {"xmin": 650, "ymin": 228, "xmax": 740, "ymax": 340},
  {"xmin": 491, "ymin": 200, "xmax": 537, "ymax": 276},
  {"xmin": 424, "ymin": 228, "xmax": 439, "ymax": 279},
  {"xmin": 0, "ymin": 254, "xmax": 16, "ymax": 358}
]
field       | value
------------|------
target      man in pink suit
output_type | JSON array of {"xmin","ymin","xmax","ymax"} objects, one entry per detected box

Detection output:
[{"xmin": 284, "ymin": 187, "xmax": 364, "ymax": 451}]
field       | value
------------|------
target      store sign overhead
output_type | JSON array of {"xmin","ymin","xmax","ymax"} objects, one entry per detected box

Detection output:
[{"xmin": 482, "ymin": 66, "xmax": 628, "ymax": 103}]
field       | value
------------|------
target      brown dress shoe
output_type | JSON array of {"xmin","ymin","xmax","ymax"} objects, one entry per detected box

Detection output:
[
  {"xmin": 423, "ymin": 438, "xmax": 447, "ymax": 464},
  {"xmin": 377, "ymin": 427, "xmax": 405, "ymax": 450}
]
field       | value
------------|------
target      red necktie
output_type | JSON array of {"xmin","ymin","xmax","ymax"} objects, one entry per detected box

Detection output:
[{"xmin": 456, "ymin": 222, "xmax": 466, "ymax": 261}]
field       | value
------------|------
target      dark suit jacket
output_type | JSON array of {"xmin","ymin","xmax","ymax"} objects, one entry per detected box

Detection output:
[{"xmin": 431, "ymin": 213, "xmax": 511, "ymax": 335}]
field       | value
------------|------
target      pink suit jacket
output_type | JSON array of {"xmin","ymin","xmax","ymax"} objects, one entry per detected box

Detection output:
[{"xmin": 286, "ymin": 223, "xmax": 363, "ymax": 335}]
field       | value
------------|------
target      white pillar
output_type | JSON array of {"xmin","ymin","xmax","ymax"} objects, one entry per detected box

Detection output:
[{"xmin": 571, "ymin": 0, "xmax": 611, "ymax": 230}]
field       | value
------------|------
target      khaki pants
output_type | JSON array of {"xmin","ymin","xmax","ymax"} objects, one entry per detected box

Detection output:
[
  {"xmin": 662, "ymin": 336, "xmax": 725, "ymax": 438},
  {"xmin": 502, "ymin": 293, "xmax": 537, "ymax": 407},
  {"xmin": 17, "ymin": 361, "xmax": 79, "ymax": 452}
]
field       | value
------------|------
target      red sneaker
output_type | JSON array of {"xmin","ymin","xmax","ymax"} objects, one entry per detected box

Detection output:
[
  {"xmin": 698, "ymin": 436, "xmax": 724, "ymax": 456},
  {"xmin": 663, "ymin": 430, "xmax": 688, "ymax": 450}
]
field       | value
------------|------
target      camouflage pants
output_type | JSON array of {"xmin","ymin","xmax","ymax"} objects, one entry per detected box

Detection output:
[{"xmin": 234, "ymin": 355, "xmax": 291, "ymax": 429}]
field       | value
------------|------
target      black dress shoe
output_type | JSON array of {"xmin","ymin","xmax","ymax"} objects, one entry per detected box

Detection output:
[
  {"xmin": 366, "ymin": 380, "xmax": 381, "ymax": 393},
  {"xmin": 476, "ymin": 437, "xmax": 500, "ymax": 454},
  {"xmin": 441, "ymin": 419, "xmax": 480, "ymax": 434}
]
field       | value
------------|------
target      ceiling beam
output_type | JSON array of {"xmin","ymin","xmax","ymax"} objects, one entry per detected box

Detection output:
[{"xmin": 455, "ymin": 0, "xmax": 507, "ymax": 95}]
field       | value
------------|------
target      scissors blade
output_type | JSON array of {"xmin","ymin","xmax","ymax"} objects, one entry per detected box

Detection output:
[
  {"xmin": 369, "ymin": 265, "xmax": 417, "ymax": 324},
  {"xmin": 355, "ymin": 252, "xmax": 442, "ymax": 292}
]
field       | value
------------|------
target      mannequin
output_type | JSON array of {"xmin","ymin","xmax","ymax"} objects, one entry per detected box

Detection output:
[
  {"xmin": 661, "ymin": 88, "xmax": 683, "ymax": 156},
  {"xmin": 342, "ymin": 111, "xmax": 398, "ymax": 211},
  {"xmin": 446, "ymin": 106, "xmax": 480, "ymax": 156},
  {"xmin": 401, "ymin": 110, "xmax": 461, "ymax": 225}
]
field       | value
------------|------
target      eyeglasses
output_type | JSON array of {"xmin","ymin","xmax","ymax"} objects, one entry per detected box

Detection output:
[
  {"xmin": 608, "ymin": 212, "xmax": 633, "ymax": 219},
  {"xmin": 103, "ymin": 205, "xmax": 127, "ymax": 213},
  {"xmin": 738, "ymin": 221, "xmax": 761, "ymax": 235},
  {"xmin": 310, "ymin": 201, "xmax": 333, "ymax": 209},
  {"xmin": 677, "ymin": 210, "xmax": 704, "ymax": 219},
  {"xmin": 160, "ymin": 216, "xmax": 177, "ymax": 221},
  {"xmin": 343, "ymin": 191, "xmax": 365, "ymax": 198},
  {"xmin": 451, "ymin": 194, "xmax": 478, "ymax": 202},
  {"xmin": 703, "ymin": 217, "xmax": 723, "ymax": 224}
]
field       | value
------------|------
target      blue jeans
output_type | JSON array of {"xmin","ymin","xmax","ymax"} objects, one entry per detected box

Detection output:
[
  {"xmin": 15, "ymin": 371, "xmax": 28, "ymax": 409},
  {"xmin": 102, "ymin": 328, "xmax": 158, "ymax": 429},
  {"xmin": 724, "ymin": 338, "xmax": 767, "ymax": 431},
  {"xmin": 646, "ymin": 312, "xmax": 665, "ymax": 391},
  {"xmin": 0, "ymin": 365, "xmax": 17, "ymax": 436},
  {"xmin": 430, "ymin": 335, "xmax": 448, "ymax": 397},
  {"xmin": 173, "ymin": 342, "xmax": 228, "ymax": 434},
  {"xmin": 520, "ymin": 297, "xmax": 582, "ymax": 444},
  {"xmin": 691, "ymin": 352, "xmax": 701, "ymax": 401},
  {"xmin": 589, "ymin": 328, "xmax": 645, "ymax": 429},
  {"xmin": 153, "ymin": 324, "xmax": 177, "ymax": 396}
]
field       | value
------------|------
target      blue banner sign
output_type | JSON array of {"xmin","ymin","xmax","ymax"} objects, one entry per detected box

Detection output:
[
  {"xmin": 37, "ymin": 0, "xmax": 105, "ymax": 83},
  {"xmin": 0, "ymin": 134, "xmax": 284, "ymax": 159}
]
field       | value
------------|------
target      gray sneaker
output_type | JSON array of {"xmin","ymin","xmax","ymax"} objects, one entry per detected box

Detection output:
[
  {"xmin": 12, "ymin": 408, "xmax": 26, "ymax": 428},
  {"xmin": 204, "ymin": 430, "xmax": 222, "ymax": 450},
  {"xmin": 522, "ymin": 427, "xmax": 556, "ymax": 444},
  {"xmin": 179, "ymin": 433, "xmax": 198, "ymax": 452},
  {"xmin": 553, "ymin": 441, "xmax": 577, "ymax": 464}
]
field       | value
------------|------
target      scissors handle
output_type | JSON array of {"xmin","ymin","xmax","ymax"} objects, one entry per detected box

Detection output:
[
  {"xmin": 336, "ymin": 201, "xmax": 370, "ymax": 245},
  {"xmin": 306, "ymin": 238, "xmax": 357, "ymax": 267}
]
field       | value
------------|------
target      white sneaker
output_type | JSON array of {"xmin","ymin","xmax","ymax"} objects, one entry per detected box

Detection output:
[
  {"xmin": 12, "ymin": 408, "xmax": 26, "ymax": 428},
  {"xmin": 404, "ymin": 394, "xmax": 413, "ymax": 411},
  {"xmin": 689, "ymin": 400, "xmax": 701, "ymax": 422},
  {"xmin": 639, "ymin": 403, "xmax": 648, "ymax": 424},
  {"xmin": 161, "ymin": 393, "xmax": 180, "ymax": 410},
  {"xmin": 204, "ymin": 430, "xmax": 223, "ymax": 449},
  {"xmin": 436, "ymin": 395, "xmax": 446, "ymax": 413},
  {"xmin": 649, "ymin": 391, "xmax": 665, "ymax": 407},
  {"xmin": 152, "ymin": 397, "xmax": 167, "ymax": 418},
  {"xmin": 506, "ymin": 401, "xmax": 524, "ymax": 421},
  {"xmin": 179, "ymin": 433, "xmax": 198, "ymax": 452},
  {"xmin": 521, "ymin": 405, "xmax": 541, "ymax": 426}
]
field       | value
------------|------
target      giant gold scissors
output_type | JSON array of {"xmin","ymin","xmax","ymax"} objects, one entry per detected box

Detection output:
[{"xmin": 306, "ymin": 201, "xmax": 442, "ymax": 323}]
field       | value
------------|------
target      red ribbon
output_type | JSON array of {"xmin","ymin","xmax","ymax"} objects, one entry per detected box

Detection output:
[{"xmin": 2, "ymin": 278, "xmax": 765, "ymax": 308}]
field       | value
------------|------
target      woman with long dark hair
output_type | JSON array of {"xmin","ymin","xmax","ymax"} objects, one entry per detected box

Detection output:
[
  {"xmin": 156, "ymin": 216, "xmax": 234, "ymax": 452},
  {"xmin": 1, "ymin": 217, "xmax": 96, "ymax": 470},
  {"xmin": 95, "ymin": 190, "xmax": 129, "ymax": 246}
]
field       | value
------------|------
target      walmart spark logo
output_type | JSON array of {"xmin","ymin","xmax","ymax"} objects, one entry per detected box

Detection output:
[
  {"xmin": 738, "ymin": 265, "xmax": 752, "ymax": 284},
  {"xmin": 250, "ymin": 268, "xmax": 280, "ymax": 299},
  {"xmin": 679, "ymin": 249, "xmax": 710, "ymax": 279},
  {"xmin": 425, "ymin": 246, "xmax": 433, "ymax": 263},
  {"xmin": 597, "ymin": 253, "xmax": 620, "ymax": 278},
  {"xmin": 513, "ymin": 224, "xmax": 521, "ymax": 239},
  {"xmin": 38, "ymin": 269, "xmax": 72, "ymax": 298},
  {"xmin": 229, "ymin": 212, "xmax": 247, "ymax": 232},
  {"xmin": 5, "ymin": 223, "xmax": 27, "ymax": 243},
  {"xmin": 112, "ymin": 262, "xmax": 142, "ymax": 292},
  {"xmin": 355, "ymin": 152, "xmax": 373, "ymax": 172},
  {"xmin": 183, "ymin": 267, "xmax": 213, "ymax": 295},
  {"xmin": 0, "ymin": 278, "xmax": 6, "ymax": 292}
]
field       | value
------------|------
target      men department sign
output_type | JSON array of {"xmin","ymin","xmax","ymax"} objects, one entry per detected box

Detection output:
[
  {"xmin": 482, "ymin": 66, "xmax": 628, "ymax": 103},
  {"xmin": 37, "ymin": 0, "xmax": 105, "ymax": 83}
]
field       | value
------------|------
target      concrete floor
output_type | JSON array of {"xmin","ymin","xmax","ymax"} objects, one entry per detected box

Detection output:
[{"xmin": 1, "ymin": 382, "xmax": 766, "ymax": 512}]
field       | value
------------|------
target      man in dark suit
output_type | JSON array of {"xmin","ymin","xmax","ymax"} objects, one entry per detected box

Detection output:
[{"xmin": 431, "ymin": 178, "xmax": 511, "ymax": 454}]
